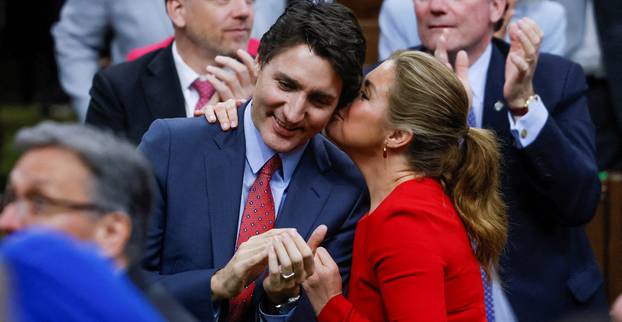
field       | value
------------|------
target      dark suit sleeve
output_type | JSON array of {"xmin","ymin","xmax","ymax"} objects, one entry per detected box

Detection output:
[
  {"xmin": 86, "ymin": 71, "xmax": 129, "ymax": 139},
  {"xmin": 519, "ymin": 63, "xmax": 600, "ymax": 226},
  {"xmin": 138, "ymin": 120, "xmax": 219, "ymax": 320}
]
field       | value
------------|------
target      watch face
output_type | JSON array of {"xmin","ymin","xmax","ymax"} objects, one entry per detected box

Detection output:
[{"xmin": 526, "ymin": 94, "xmax": 540, "ymax": 108}]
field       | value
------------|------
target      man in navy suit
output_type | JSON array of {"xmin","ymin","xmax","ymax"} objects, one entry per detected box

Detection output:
[
  {"xmin": 138, "ymin": 2, "xmax": 367, "ymax": 321},
  {"xmin": 86, "ymin": 0, "xmax": 258, "ymax": 144},
  {"xmin": 409, "ymin": 0, "xmax": 607, "ymax": 321}
]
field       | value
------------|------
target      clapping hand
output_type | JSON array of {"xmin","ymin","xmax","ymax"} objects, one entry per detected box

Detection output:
[
  {"xmin": 504, "ymin": 18, "xmax": 542, "ymax": 110},
  {"xmin": 433, "ymin": 29, "xmax": 472, "ymax": 107}
]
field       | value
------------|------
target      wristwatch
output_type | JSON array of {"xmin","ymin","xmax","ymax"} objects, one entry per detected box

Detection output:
[
  {"xmin": 510, "ymin": 94, "xmax": 540, "ymax": 116},
  {"xmin": 271, "ymin": 294, "xmax": 301, "ymax": 315}
]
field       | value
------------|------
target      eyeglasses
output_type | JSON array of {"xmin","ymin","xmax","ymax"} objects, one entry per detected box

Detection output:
[{"xmin": 1, "ymin": 187, "xmax": 109, "ymax": 218}]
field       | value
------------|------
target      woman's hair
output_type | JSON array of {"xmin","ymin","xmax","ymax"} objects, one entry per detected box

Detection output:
[{"xmin": 387, "ymin": 51, "xmax": 507, "ymax": 276}]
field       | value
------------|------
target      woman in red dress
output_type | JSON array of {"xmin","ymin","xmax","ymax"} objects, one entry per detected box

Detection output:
[{"xmin": 296, "ymin": 51, "xmax": 508, "ymax": 322}]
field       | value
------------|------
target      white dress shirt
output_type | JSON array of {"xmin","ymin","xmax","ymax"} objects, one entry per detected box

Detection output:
[
  {"xmin": 378, "ymin": 0, "xmax": 567, "ymax": 60},
  {"xmin": 172, "ymin": 41, "xmax": 208, "ymax": 118}
]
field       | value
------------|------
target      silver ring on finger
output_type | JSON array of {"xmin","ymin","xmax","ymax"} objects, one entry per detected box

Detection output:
[{"xmin": 280, "ymin": 271, "xmax": 295, "ymax": 280}]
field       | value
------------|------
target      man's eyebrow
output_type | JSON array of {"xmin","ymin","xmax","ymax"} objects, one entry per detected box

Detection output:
[
  {"xmin": 274, "ymin": 72, "xmax": 302, "ymax": 89},
  {"xmin": 309, "ymin": 90, "xmax": 337, "ymax": 104}
]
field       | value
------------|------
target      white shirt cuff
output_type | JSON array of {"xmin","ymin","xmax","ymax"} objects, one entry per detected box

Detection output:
[{"xmin": 508, "ymin": 99, "xmax": 549, "ymax": 148}]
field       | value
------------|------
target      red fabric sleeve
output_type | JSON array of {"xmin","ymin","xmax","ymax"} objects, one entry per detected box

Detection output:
[
  {"xmin": 318, "ymin": 294, "xmax": 370, "ymax": 322},
  {"xmin": 318, "ymin": 210, "xmax": 449, "ymax": 322}
]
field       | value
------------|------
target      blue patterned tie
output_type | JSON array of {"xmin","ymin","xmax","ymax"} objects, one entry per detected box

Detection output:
[
  {"xmin": 468, "ymin": 108, "xmax": 477, "ymax": 128},
  {"xmin": 481, "ymin": 268, "xmax": 495, "ymax": 322}
]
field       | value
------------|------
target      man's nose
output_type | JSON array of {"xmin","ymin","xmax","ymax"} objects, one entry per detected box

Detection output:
[
  {"xmin": 231, "ymin": 0, "xmax": 252, "ymax": 20},
  {"xmin": 0, "ymin": 205, "xmax": 26, "ymax": 235},
  {"xmin": 429, "ymin": 0, "xmax": 450, "ymax": 13},
  {"xmin": 283, "ymin": 94, "xmax": 306, "ymax": 124}
]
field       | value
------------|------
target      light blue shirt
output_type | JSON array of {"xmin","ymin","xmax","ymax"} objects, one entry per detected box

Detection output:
[
  {"xmin": 378, "ymin": 0, "xmax": 567, "ymax": 60},
  {"xmin": 238, "ymin": 101, "xmax": 308, "ymax": 235},
  {"xmin": 243, "ymin": 101, "xmax": 307, "ymax": 321}
]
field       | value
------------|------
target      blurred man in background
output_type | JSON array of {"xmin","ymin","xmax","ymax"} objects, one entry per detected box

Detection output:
[
  {"xmin": 410, "ymin": 0, "xmax": 607, "ymax": 320},
  {"xmin": 85, "ymin": 0, "xmax": 260, "ymax": 144},
  {"xmin": 0, "ymin": 122, "xmax": 196, "ymax": 321}
]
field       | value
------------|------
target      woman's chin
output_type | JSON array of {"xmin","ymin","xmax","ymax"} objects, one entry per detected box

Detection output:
[{"xmin": 324, "ymin": 126, "xmax": 346, "ymax": 150}]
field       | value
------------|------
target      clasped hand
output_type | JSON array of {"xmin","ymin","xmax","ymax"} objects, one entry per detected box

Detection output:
[{"xmin": 211, "ymin": 225, "xmax": 328, "ymax": 305}]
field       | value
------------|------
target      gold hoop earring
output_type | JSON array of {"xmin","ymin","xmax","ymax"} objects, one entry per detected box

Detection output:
[{"xmin": 383, "ymin": 145, "xmax": 388, "ymax": 159}]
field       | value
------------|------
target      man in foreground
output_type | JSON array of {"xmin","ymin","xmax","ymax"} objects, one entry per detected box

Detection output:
[{"xmin": 138, "ymin": 1, "xmax": 368, "ymax": 321}]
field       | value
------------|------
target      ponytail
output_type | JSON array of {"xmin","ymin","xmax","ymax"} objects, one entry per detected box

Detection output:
[
  {"xmin": 445, "ymin": 128, "xmax": 507, "ymax": 277},
  {"xmin": 387, "ymin": 51, "xmax": 507, "ymax": 278}
]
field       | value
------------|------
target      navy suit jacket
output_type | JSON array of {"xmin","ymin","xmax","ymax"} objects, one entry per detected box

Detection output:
[
  {"xmin": 479, "ymin": 40, "xmax": 607, "ymax": 321},
  {"xmin": 87, "ymin": 44, "xmax": 186, "ymax": 145},
  {"xmin": 138, "ymin": 104, "xmax": 368, "ymax": 321}
]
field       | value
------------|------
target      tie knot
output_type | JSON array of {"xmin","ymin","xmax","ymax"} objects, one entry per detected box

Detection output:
[
  {"xmin": 191, "ymin": 78, "xmax": 215, "ymax": 100},
  {"xmin": 260, "ymin": 155, "xmax": 282, "ymax": 177}
]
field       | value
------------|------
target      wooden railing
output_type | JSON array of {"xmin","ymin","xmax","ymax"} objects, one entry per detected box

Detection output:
[
  {"xmin": 587, "ymin": 172, "xmax": 622, "ymax": 303},
  {"xmin": 338, "ymin": 0, "xmax": 382, "ymax": 65}
]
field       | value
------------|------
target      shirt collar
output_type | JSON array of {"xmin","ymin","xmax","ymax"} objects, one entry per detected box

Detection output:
[
  {"xmin": 244, "ymin": 101, "xmax": 308, "ymax": 183},
  {"xmin": 172, "ymin": 41, "xmax": 203, "ymax": 90},
  {"xmin": 467, "ymin": 43, "xmax": 493, "ymax": 107}
]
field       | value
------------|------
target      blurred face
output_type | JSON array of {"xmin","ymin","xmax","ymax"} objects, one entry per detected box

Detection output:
[
  {"xmin": 0, "ymin": 148, "xmax": 99, "ymax": 239},
  {"xmin": 252, "ymin": 44, "xmax": 343, "ymax": 152},
  {"xmin": 414, "ymin": 0, "xmax": 504, "ymax": 59},
  {"xmin": 326, "ymin": 60, "xmax": 395, "ymax": 157},
  {"xmin": 174, "ymin": 0, "xmax": 254, "ymax": 56}
]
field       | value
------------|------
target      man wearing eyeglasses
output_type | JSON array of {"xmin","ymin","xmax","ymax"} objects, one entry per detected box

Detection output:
[{"xmin": 0, "ymin": 121, "xmax": 197, "ymax": 322}]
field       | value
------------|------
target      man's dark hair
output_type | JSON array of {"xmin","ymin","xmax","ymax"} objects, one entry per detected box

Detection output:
[
  {"xmin": 258, "ymin": 1, "xmax": 366, "ymax": 110},
  {"xmin": 13, "ymin": 122, "xmax": 155, "ymax": 262}
]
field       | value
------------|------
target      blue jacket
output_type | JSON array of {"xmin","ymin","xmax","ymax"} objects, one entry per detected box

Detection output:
[
  {"xmin": 138, "ymin": 104, "xmax": 368, "ymax": 321},
  {"xmin": 482, "ymin": 40, "xmax": 606, "ymax": 322}
]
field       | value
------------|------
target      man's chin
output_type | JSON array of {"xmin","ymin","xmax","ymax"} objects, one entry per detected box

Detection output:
[{"xmin": 264, "ymin": 135, "xmax": 300, "ymax": 154}]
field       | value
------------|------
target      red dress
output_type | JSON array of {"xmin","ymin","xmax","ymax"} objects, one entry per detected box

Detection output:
[{"xmin": 318, "ymin": 178, "xmax": 486, "ymax": 322}]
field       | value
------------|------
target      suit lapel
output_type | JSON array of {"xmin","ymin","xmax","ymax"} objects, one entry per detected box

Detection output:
[
  {"xmin": 205, "ymin": 105, "xmax": 247, "ymax": 269},
  {"xmin": 482, "ymin": 41, "xmax": 512, "ymax": 141},
  {"xmin": 141, "ymin": 44, "xmax": 186, "ymax": 119},
  {"xmin": 276, "ymin": 136, "xmax": 333, "ymax": 240}
]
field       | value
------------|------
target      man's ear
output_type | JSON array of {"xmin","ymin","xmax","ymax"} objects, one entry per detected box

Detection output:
[
  {"xmin": 386, "ymin": 128, "xmax": 414, "ymax": 150},
  {"xmin": 489, "ymin": 0, "xmax": 507, "ymax": 27},
  {"xmin": 167, "ymin": 0, "xmax": 187, "ymax": 28},
  {"xmin": 93, "ymin": 212, "xmax": 131, "ymax": 262}
]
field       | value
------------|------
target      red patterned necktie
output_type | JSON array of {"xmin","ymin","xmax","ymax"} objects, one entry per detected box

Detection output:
[
  {"xmin": 228, "ymin": 155, "xmax": 282, "ymax": 322},
  {"xmin": 191, "ymin": 78, "xmax": 215, "ymax": 112}
]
